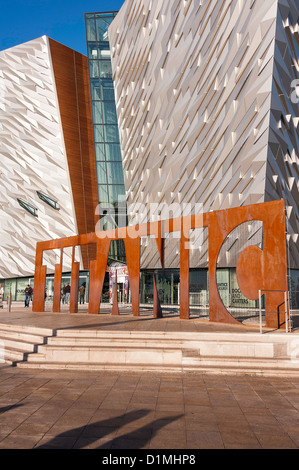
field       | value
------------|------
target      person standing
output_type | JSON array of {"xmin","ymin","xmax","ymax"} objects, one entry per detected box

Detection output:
[
  {"xmin": 79, "ymin": 284, "xmax": 85, "ymax": 304},
  {"xmin": 61, "ymin": 285, "xmax": 66, "ymax": 304},
  {"xmin": 24, "ymin": 284, "xmax": 33, "ymax": 307},
  {"xmin": 65, "ymin": 283, "xmax": 71, "ymax": 304}
]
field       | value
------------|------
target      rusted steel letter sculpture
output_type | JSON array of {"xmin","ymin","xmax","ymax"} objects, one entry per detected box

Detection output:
[{"xmin": 32, "ymin": 200, "xmax": 288, "ymax": 329}]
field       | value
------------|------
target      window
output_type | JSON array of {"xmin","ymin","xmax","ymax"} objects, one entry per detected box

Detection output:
[
  {"xmin": 88, "ymin": 42, "xmax": 98, "ymax": 59},
  {"xmin": 95, "ymin": 143, "xmax": 106, "ymax": 161},
  {"xmin": 37, "ymin": 191, "xmax": 60, "ymax": 210},
  {"xmin": 98, "ymin": 42, "xmax": 111, "ymax": 59},
  {"xmin": 94, "ymin": 125, "xmax": 104, "ymax": 142},
  {"xmin": 96, "ymin": 17, "xmax": 113, "ymax": 41},
  {"xmin": 17, "ymin": 198, "xmax": 38, "ymax": 217},
  {"xmin": 104, "ymin": 125, "xmax": 120, "ymax": 143},
  {"xmin": 108, "ymin": 185, "xmax": 126, "ymax": 204},
  {"xmin": 100, "ymin": 79, "xmax": 115, "ymax": 101},
  {"xmin": 86, "ymin": 18, "xmax": 96, "ymax": 41},
  {"xmin": 102, "ymin": 101, "xmax": 117, "ymax": 124},
  {"xmin": 96, "ymin": 162, "xmax": 107, "ymax": 184},
  {"xmin": 105, "ymin": 143, "xmax": 122, "ymax": 161},
  {"xmin": 89, "ymin": 60, "xmax": 99, "ymax": 78},
  {"xmin": 86, "ymin": 11, "xmax": 126, "ymax": 224},
  {"xmin": 98, "ymin": 185, "xmax": 109, "ymax": 204},
  {"xmin": 90, "ymin": 79, "xmax": 101, "ymax": 100},
  {"xmin": 92, "ymin": 101, "xmax": 103, "ymax": 123},
  {"xmin": 106, "ymin": 162, "xmax": 125, "ymax": 185},
  {"xmin": 99, "ymin": 60, "xmax": 113, "ymax": 79}
]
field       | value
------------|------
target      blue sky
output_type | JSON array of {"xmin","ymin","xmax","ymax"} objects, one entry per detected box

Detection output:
[{"xmin": 0, "ymin": 0, "xmax": 125, "ymax": 55}]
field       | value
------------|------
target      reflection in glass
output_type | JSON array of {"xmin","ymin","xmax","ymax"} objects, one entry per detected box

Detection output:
[
  {"xmin": 86, "ymin": 18, "xmax": 96, "ymax": 41},
  {"xmin": 95, "ymin": 143, "xmax": 106, "ymax": 161},
  {"xmin": 87, "ymin": 42, "xmax": 98, "ymax": 59},
  {"xmin": 98, "ymin": 185, "xmax": 109, "ymax": 204},
  {"xmin": 100, "ymin": 80, "xmax": 115, "ymax": 101},
  {"xmin": 102, "ymin": 101, "xmax": 117, "ymax": 123},
  {"xmin": 96, "ymin": 162, "xmax": 107, "ymax": 184},
  {"xmin": 17, "ymin": 198, "xmax": 38, "ymax": 217},
  {"xmin": 96, "ymin": 17, "xmax": 113, "ymax": 41},
  {"xmin": 104, "ymin": 125, "xmax": 119, "ymax": 143},
  {"xmin": 98, "ymin": 42, "xmax": 111, "ymax": 58},
  {"xmin": 106, "ymin": 162, "xmax": 125, "ymax": 185},
  {"xmin": 90, "ymin": 79, "xmax": 101, "ymax": 100},
  {"xmin": 99, "ymin": 60, "xmax": 113, "ymax": 79},
  {"xmin": 92, "ymin": 102, "xmax": 103, "ymax": 123},
  {"xmin": 85, "ymin": 11, "xmax": 127, "ymax": 263},
  {"xmin": 89, "ymin": 60, "xmax": 99, "ymax": 78},
  {"xmin": 93, "ymin": 125, "xmax": 104, "ymax": 142},
  {"xmin": 37, "ymin": 191, "xmax": 60, "ymax": 210},
  {"xmin": 108, "ymin": 185, "xmax": 125, "ymax": 204},
  {"xmin": 105, "ymin": 143, "xmax": 122, "ymax": 161}
]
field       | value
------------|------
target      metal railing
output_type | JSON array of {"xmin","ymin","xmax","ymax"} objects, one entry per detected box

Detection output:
[{"xmin": 258, "ymin": 289, "xmax": 290, "ymax": 334}]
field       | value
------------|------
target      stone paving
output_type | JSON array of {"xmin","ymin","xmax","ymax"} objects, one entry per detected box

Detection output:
[
  {"xmin": 1, "ymin": 359, "xmax": 299, "ymax": 448},
  {"xmin": 0, "ymin": 304, "xmax": 299, "ymax": 449}
]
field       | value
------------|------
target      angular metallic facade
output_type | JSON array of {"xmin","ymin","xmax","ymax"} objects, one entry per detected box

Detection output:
[
  {"xmin": 109, "ymin": 0, "xmax": 299, "ymax": 270},
  {"xmin": 0, "ymin": 36, "xmax": 98, "ymax": 279}
]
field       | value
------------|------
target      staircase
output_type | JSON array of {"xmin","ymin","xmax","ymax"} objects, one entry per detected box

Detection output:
[
  {"xmin": 0, "ymin": 323, "xmax": 54, "ymax": 366},
  {"xmin": 1, "ymin": 322, "xmax": 299, "ymax": 376}
]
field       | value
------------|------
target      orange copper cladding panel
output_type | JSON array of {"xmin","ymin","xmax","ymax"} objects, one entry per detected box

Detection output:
[
  {"xmin": 32, "ymin": 201, "xmax": 288, "ymax": 329},
  {"xmin": 124, "ymin": 236, "xmax": 141, "ymax": 316},
  {"xmin": 88, "ymin": 238, "xmax": 111, "ymax": 314},
  {"xmin": 236, "ymin": 200, "xmax": 288, "ymax": 329},
  {"xmin": 52, "ymin": 263, "xmax": 62, "ymax": 313},
  {"xmin": 49, "ymin": 39, "xmax": 99, "ymax": 269},
  {"xmin": 70, "ymin": 262, "xmax": 80, "ymax": 314},
  {"xmin": 208, "ymin": 199, "xmax": 288, "ymax": 328},
  {"xmin": 32, "ymin": 265, "xmax": 46, "ymax": 313}
]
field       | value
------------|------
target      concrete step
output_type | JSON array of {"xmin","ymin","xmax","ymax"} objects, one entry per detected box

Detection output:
[
  {"xmin": 55, "ymin": 328, "xmax": 290, "ymax": 343},
  {"xmin": 0, "ymin": 323, "xmax": 55, "ymax": 366},
  {"xmin": 4, "ymin": 346, "xmax": 28, "ymax": 363},
  {"xmin": 182, "ymin": 355, "xmax": 295, "ymax": 368},
  {"xmin": 23, "ymin": 345, "xmax": 293, "ymax": 366},
  {"xmin": 0, "ymin": 336, "xmax": 39, "ymax": 353},
  {"xmin": 0, "ymin": 323, "xmax": 54, "ymax": 337},
  {"xmin": 46, "ymin": 333, "xmax": 288, "ymax": 359},
  {"xmin": 20, "ymin": 341, "xmax": 299, "ymax": 375},
  {"xmin": 25, "ymin": 344, "xmax": 183, "ymax": 365},
  {"xmin": 1, "ymin": 321, "xmax": 298, "ymax": 376},
  {"xmin": 17, "ymin": 357, "xmax": 299, "ymax": 377},
  {"xmin": 0, "ymin": 330, "xmax": 47, "ymax": 347}
]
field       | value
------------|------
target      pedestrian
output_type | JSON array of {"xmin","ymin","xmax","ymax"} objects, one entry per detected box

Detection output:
[
  {"xmin": 79, "ymin": 284, "xmax": 85, "ymax": 304},
  {"xmin": 24, "ymin": 284, "xmax": 33, "ymax": 307},
  {"xmin": 65, "ymin": 283, "xmax": 71, "ymax": 304},
  {"xmin": 62, "ymin": 284, "xmax": 67, "ymax": 304}
]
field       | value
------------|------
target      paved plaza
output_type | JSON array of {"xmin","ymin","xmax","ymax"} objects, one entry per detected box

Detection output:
[
  {"xmin": 1, "ymin": 364, "xmax": 299, "ymax": 449},
  {"xmin": 0, "ymin": 304, "xmax": 298, "ymax": 449}
]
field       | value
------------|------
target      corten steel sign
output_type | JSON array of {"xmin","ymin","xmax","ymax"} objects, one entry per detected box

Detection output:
[{"xmin": 32, "ymin": 200, "xmax": 288, "ymax": 329}]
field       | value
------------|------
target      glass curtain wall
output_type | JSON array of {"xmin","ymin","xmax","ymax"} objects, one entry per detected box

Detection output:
[{"xmin": 85, "ymin": 12, "xmax": 126, "ymax": 262}]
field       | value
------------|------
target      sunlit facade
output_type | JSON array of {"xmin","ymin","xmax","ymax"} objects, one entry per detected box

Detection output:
[
  {"xmin": 85, "ymin": 11, "xmax": 126, "ymax": 262},
  {"xmin": 109, "ymin": 0, "xmax": 299, "ymax": 313}
]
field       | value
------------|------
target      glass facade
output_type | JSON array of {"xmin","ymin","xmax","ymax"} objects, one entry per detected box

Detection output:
[{"xmin": 85, "ymin": 11, "xmax": 126, "ymax": 262}]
